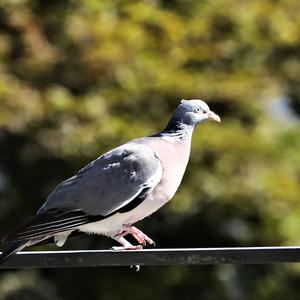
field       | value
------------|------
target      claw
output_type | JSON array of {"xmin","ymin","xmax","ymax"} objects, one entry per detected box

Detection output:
[{"xmin": 130, "ymin": 264, "xmax": 141, "ymax": 272}]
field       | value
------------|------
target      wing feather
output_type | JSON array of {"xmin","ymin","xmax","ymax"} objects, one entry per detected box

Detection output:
[{"xmin": 39, "ymin": 142, "xmax": 163, "ymax": 216}]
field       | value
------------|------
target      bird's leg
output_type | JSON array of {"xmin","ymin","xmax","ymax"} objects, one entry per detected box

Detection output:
[
  {"xmin": 123, "ymin": 225, "xmax": 156, "ymax": 246},
  {"xmin": 111, "ymin": 235, "xmax": 143, "ymax": 251}
]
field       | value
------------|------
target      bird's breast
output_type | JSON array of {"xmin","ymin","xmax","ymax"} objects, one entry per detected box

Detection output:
[
  {"xmin": 151, "ymin": 137, "xmax": 191, "ymax": 198},
  {"xmin": 116, "ymin": 137, "xmax": 192, "ymax": 224},
  {"xmin": 79, "ymin": 137, "xmax": 192, "ymax": 236}
]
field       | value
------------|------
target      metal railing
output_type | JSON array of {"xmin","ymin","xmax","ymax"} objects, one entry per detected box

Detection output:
[{"xmin": 1, "ymin": 246, "xmax": 300, "ymax": 268}]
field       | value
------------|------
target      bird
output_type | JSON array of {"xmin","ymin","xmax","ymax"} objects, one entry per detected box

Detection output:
[{"xmin": 0, "ymin": 99, "xmax": 220, "ymax": 263}]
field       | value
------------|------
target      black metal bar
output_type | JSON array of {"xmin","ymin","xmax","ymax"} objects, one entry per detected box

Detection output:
[{"xmin": 1, "ymin": 247, "xmax": 300, "ymax": 268}]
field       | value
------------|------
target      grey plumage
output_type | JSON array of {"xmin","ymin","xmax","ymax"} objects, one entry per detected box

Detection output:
[
  {"xmin": 0, "ymin": 99, "xmax": 220, "ymax": 263},
  {"xmin": 40, "ymin": 144, "xmax": 162, "ymax": 216}
]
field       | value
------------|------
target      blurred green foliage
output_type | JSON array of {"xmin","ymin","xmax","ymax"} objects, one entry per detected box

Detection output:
[{"xmin": 1, "ymin": 0, "xmax": 300, "ymax": 299}]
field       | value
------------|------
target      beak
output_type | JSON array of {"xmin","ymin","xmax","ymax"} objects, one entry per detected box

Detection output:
[{"xmin": 208, "ymin": 111, "xmax": 221, "ymax": 123}]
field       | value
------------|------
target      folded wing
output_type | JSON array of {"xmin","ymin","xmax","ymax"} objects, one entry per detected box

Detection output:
[{"xmin": 3, "ymin": 142, "xmax": 162, "ymax": 243}]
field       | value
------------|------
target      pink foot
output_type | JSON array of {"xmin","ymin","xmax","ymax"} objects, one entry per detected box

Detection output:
[
  {"xmin": 117, "ymin": 225, "xmax": 155, "ymax": 246},
  {"xmin": 112, "ymin": 226, "xmax": 155, "ymax": 249},
  {"xmin": 111, "ymin": 235, "xmax": 143, "ymax": 251},
  {"xmin": 126, "ymin": 226, "xmax": 155, "ymax": 246}
]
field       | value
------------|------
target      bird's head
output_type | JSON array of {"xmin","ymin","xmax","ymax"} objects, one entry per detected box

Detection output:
[{"xmin": 175, "ymin": 99, "xmax": 221, "ymax": 126}]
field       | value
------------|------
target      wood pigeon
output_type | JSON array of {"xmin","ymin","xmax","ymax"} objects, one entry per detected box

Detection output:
[{"xmin": 0, "ymin": 99, "xmax": 220, "ymax": 263}]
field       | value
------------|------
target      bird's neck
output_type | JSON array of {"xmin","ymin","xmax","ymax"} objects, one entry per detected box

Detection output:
[{"xmin": 159, "ymin": 120, "xmax": 194, "ymax": 140}]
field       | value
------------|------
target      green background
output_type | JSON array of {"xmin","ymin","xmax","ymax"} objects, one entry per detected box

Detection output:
[{"xmin": 1, "ymin": 0, "xmax": 300, "ymax": 299}]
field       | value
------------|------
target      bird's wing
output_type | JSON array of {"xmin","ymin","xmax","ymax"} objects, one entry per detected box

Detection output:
[
  {"xmin": 41, "ymin": 142, "xmax": 163, "ymax": 216},
  {"xmin": 2, "ymin": 142, "xmax": 163, "ymax": 243}
]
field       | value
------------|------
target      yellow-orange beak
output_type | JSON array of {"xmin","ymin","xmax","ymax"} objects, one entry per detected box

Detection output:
[{"xmin": 208, "ymin": 111, "xmax": 221, "ymax": 123}]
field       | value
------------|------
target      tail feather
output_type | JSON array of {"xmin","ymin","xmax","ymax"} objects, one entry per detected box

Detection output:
[
  {"xmin": 0, "ymin": 241, "xmax": 28, "ymax": 264},
  {"xmin": 0, "ymin": 209, "xmax": 96, "ymax": 265}
]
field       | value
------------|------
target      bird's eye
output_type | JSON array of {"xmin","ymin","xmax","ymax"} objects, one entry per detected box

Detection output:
[{"xmin": 194, "ymin": 108, "xmax": 202, "ymax": 113}]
